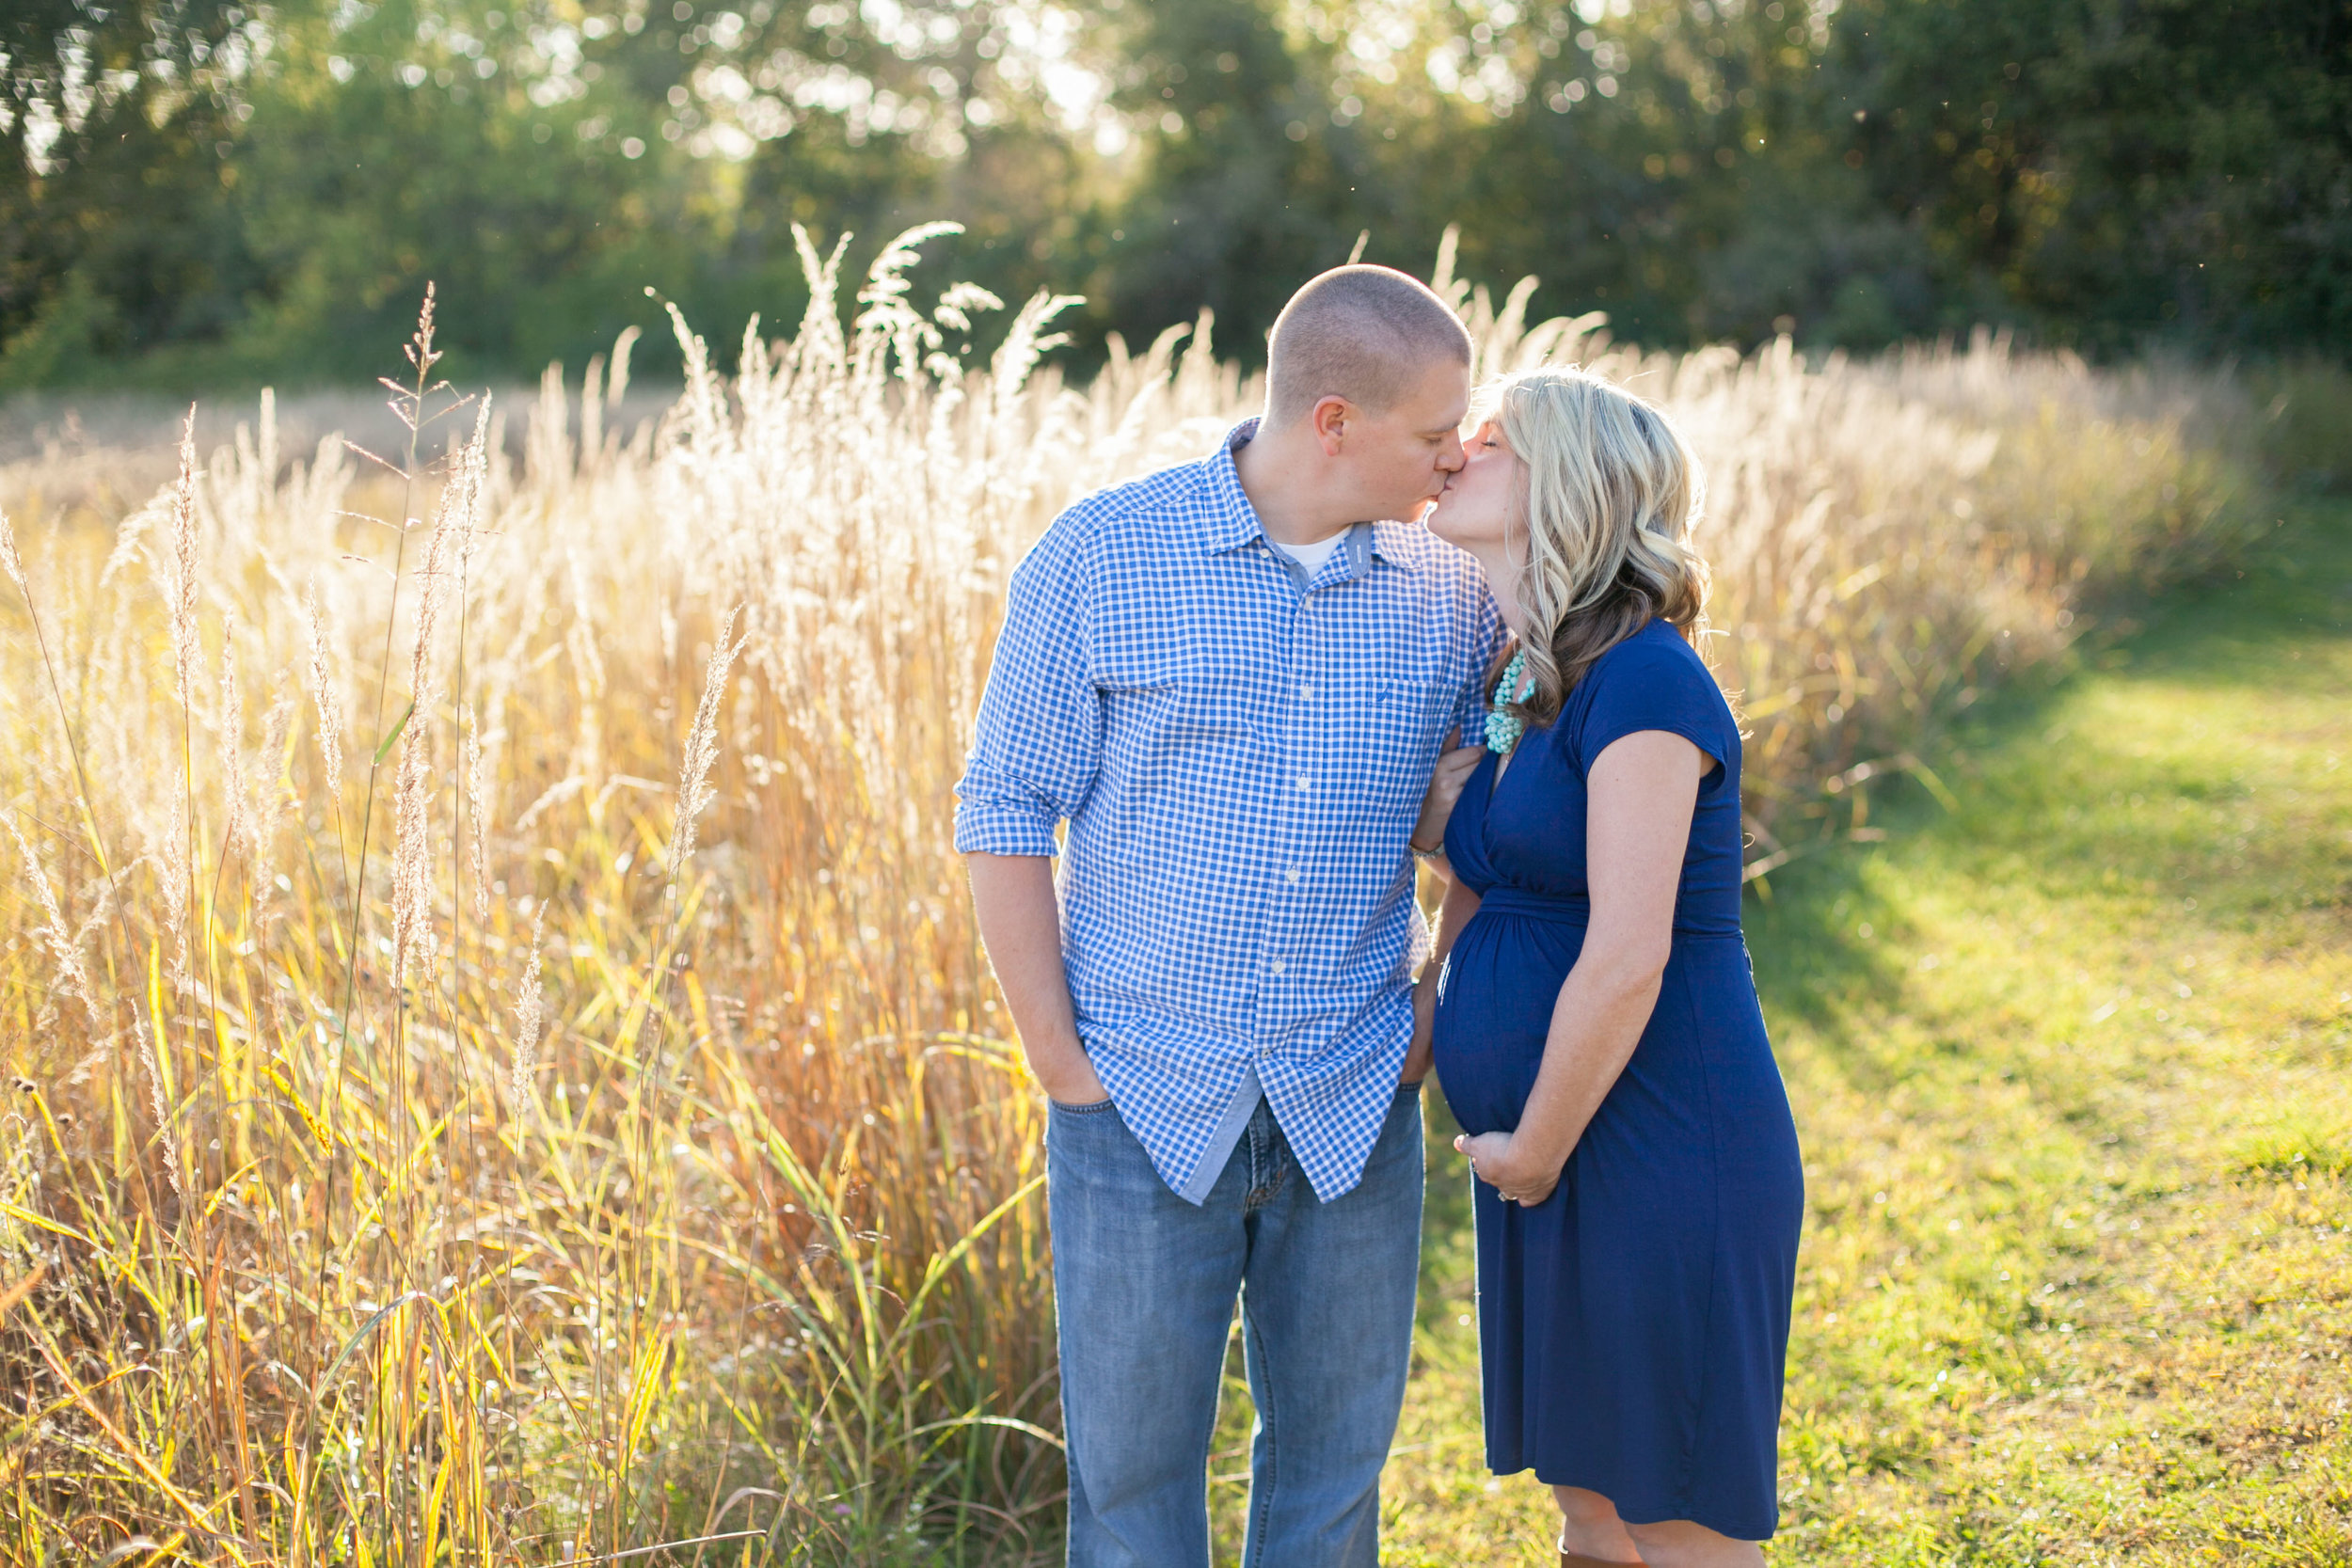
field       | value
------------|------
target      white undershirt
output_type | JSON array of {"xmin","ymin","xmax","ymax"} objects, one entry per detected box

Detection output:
[{"xmin": 1266, "ymin": 532, "xmax": 1344, "ymax": 578}]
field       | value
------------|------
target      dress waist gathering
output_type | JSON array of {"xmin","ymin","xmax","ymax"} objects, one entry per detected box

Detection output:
[
  {"xmin": 1473, "ymin": 887, "xmax": 1590, "ymax": 925},
  {"xmin": 1470, "ymin": 885, "xmax": 1745, "ymax": 941}
]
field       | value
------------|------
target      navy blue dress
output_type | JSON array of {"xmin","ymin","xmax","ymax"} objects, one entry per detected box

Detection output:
[{"xmin": 1433, "ymin": 619, "xmax": 1804, "ymax": 1541}]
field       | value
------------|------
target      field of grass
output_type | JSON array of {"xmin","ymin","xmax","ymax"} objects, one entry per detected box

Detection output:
[
  {"xmin": 1372, "ymin": 503, "xmax": 2352, "ymax": 1565},
  {"xmin": 0, "ymin": 225, "xmax": 2343, "ymax": 1564}
]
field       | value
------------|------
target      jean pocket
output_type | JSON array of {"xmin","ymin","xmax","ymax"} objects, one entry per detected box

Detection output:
[{"xmin": 1048, "ymin": 1095, "xmax": 1118, "ymax": 1115}]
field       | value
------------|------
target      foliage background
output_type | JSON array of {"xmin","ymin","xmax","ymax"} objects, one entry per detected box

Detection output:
[{"xmin": 4, "ymin": 0, "xmax": 2349, "ymax": 391}]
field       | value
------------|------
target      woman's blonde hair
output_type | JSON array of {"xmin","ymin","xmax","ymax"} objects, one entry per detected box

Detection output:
[{"xmin": 1475, "ymin": 365, "xmax": 1712, "ymax": 728}]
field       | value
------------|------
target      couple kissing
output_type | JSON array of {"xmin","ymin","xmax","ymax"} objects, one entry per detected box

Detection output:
[{"xmin": 954, "ymin": 264, "xmax": 1804, "ymax": 1568}]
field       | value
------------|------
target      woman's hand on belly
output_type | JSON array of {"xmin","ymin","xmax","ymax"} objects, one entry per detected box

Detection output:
[{"xmin": 1454, "ymin": 1128, "xmax": 1566, "ymax": 1206}]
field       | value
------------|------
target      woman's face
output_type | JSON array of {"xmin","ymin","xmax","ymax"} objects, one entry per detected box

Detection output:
[{"xmin": 1423, "ymin": 418, "xmax": 1519, "ymax": 558}]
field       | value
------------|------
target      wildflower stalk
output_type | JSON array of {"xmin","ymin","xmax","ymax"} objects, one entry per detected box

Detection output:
[
  {"xmin": 163, "ymin": 409, "xmax": 200, "ymax": 1203},
  {"xmin": 324, "ymin": 286, "xmax": 443, "ymax": 1227},
  {"xmin": 0, "ymin": 507, "xmax": 150, "ymax": 1157}
]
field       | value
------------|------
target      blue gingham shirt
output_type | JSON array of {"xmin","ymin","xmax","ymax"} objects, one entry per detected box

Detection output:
[{"xmin": 955, "ymin": 420, "xmax": 1500, "ymax": 1202}]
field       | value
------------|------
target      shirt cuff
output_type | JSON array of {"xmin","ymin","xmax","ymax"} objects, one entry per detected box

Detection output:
[{"xmin": 952, "ymin": 798, "xmax": 1061, "ymax": 857}]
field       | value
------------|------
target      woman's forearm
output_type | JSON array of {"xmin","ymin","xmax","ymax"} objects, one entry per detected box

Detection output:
[
  {"xmin": 1427, "ymin": 877, "xmax": 1484, "ymax": 971},
  {"xmin": 1505, "ymin": 732, "xmax": 1706, "ymax": 1170},
  {"xmin": 1452, "ymin": 732, "xmax": 1708, "ymax": 1203},
  {"xmin": 1406, "ymin": 878, "xmax": 1486, "ymax": 1083},
  {"xmin": 1509, "ymin": 931, "xmax": 1668, "ymax": 1164}
]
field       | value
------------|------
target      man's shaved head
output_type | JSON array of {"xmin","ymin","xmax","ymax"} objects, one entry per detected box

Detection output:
[{"xmin": 1264, "ymin": 264, "xmax": 1473, "ymax": 430}]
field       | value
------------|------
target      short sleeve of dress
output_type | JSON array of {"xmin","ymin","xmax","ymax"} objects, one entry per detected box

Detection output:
[{"xmin": 1570, "ymin": 627, "xmax": 1733, "ymax": 784}]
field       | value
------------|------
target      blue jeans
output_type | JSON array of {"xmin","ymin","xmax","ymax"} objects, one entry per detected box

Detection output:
[{"xmin": 1045, "ymin": 1085, "xmax": 1425, "ymax": 1568}]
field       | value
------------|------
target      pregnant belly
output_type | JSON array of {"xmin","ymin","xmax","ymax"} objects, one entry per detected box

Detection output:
[
  {"xmin": 1431, "ymin": 909, "xmax": 1584, "ymax": 1136},
  {"xmin": 1434, "ymin": 911, "xmax": 1784, "ymax": 1143}
]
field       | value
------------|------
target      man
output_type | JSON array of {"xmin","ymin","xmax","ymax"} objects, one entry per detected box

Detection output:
[{"xmin": 954, "ymin": 264, "xmax": 1499, "ymax": 1567}]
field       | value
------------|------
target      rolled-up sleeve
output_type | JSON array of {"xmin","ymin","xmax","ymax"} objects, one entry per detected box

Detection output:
[{"xmin": 954, "ymin": 517, "xmax": 1101, "ymax": 857}]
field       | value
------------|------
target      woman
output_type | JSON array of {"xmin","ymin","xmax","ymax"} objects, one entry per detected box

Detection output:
[{"xmin": 1412, "ymin": 367, "xmax": 1804, "ymax": 1568}]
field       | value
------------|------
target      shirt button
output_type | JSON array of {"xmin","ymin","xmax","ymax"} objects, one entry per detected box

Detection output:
[
  {"xmin": 1295, "ymin": 775, "xmax": 1311, "ymax": 791},
  {"xmin": 1285, "ymin": 867, "xmax": 1301, "ymax": 883},
  {"xmin": 1298, "ymin": 684, "xmax": 1315, "ymax": 700},
  {"xmin": 1269, "ymin": 959, "xmax": 1287, "ymax": 976}
]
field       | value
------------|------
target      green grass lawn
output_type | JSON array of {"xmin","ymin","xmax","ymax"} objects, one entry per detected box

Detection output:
[{"xmin": 1325, "ymin": 504, "xmax": 2352, "ymax": 1566}]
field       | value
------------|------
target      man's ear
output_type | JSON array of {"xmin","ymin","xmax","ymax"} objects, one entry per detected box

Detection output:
[{"xmin": 1310, "ymin": 394, "xmax": 1353, "ymax": 455}]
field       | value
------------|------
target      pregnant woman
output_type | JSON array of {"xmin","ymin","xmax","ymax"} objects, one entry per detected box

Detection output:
[{"xmin": 1417, "ymin": 367, "xmax": 1804, "ymax": 1568}]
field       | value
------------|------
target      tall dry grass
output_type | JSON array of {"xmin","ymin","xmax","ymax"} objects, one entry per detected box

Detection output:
[{"xmin": 0, "ymin": 226, "xmax": 2292, "ymax": 1565}]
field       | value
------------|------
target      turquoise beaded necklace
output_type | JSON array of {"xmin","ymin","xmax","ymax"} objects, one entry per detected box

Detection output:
[{"xmin": 1485, "ymin": 646, "xmax": 1534, "ymax": 755}]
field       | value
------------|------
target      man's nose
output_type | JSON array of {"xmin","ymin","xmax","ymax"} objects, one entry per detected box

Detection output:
[{"xmin": 1436, "ymin": 435, "xmax": 1467, "ymax": 472}]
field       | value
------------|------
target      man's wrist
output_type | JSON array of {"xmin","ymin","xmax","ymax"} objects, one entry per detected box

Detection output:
[{"xmin": 1023, "ymin": 1030, "xmax": 1093, "ymax": 1083}]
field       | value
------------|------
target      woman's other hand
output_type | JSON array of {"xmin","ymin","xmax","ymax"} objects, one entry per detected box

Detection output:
[
  {"xmin": 1412, "ymin": 729, "xmax": 1487, "ymax": 861},
  {"xmin": 1454, "ymin": 1129, "xmax": 1565, "ymax": 1206}
]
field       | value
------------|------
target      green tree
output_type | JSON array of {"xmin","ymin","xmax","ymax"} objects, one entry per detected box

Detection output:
[
  {"xmin": 1828, "ymin": 0, "xmax": 2352, "ymax": 352},
  {"xmin": 5, "ymin": 0, "xmax": 2347, "ymax": 388},
  {"xmin": 1090, "ymin": 0, "xmax": 1376, "ymax": 355},
  {"xmin": 0, "ymin": 0, "xmax": 261, "ymax": 384}
]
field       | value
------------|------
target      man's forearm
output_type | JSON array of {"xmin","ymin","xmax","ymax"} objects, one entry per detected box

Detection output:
[{"xmin": 964, "ymin": 851, "xmax": 1105, "ymax": 1101}]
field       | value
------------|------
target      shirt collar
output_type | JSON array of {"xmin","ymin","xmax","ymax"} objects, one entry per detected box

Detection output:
[
  {"xmin": 1367, "ymin": 519, "xmax": 1422, "ymax": 572},
  {"xmin": 1198, "ymin": 419, "xmax": 1266, "ymax": 554},
  {"xmin": 1198, "ymin": 417, "xmax": 1423, "ymax": 574}
]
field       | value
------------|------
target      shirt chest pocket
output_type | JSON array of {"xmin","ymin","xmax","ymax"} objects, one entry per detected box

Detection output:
[
  {"xmin": 1093, "ymin": 650, "xmax": 1183, "ymax": 748},
  {"xmin": 1342, "ymin": 641, "xmax": 1452, "ymax": 776},
  {"xmin": 1097, "ymin": 646, "xmax": 1263, "ymax": 749}
]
